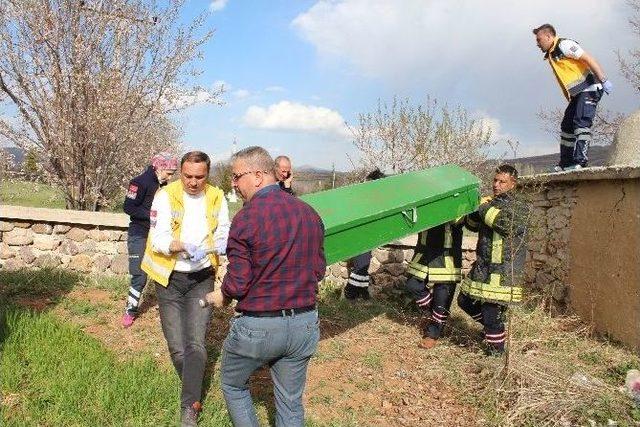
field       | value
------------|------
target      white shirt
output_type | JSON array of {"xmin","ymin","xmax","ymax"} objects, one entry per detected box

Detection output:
[
  {"xmin": 150, "ymin": 188, "xmax": 231, "ymax": 272},
  {"xmin": 558, "ymin": 39, "xmax": 601, "ymax": 93}
]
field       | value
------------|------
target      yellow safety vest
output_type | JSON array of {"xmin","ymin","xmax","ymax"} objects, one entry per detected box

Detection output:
[
  {"xmin": 545, "ymin": 37, "xmax": 597, "ymax": 101},
  {"xmin": 141, "ymin": 180, "xmax": 223, "ymax": 287}
]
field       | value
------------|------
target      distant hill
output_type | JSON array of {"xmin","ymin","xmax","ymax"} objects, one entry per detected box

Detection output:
[
  {"xmin": 2, "ymin": 146, "xmax": 25, "ymax": 166},
  {"xmin": 507, "ymin": 145, "xmax": 611, "ymax": 175}
]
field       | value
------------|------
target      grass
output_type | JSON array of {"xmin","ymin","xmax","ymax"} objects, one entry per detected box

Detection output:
[
  {"xmin": 1, "ymin": 268, "xmax": 639, "ymax": 426},
  {"xmin": 0, "ymin": 307, "xmax": 231, "ymax": 426},
  {"xmin": 0, "ymin": 180, "xmax": 66, "ymax": 209}
]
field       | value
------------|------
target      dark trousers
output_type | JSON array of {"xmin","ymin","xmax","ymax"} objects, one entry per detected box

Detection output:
[
  {"xmin": 559, "ymin": 89, "xmax": 603, "ymax": 168},
  {"xmin": 457, "ymin": 292, "xmax": 506, "ymax": 352},
  {"xmin": 125, "ymin": 234, "xmax": 148, "ymax": 315},
  {"xmin": 156, "ymin": 268, "xmax": 214, "ymax": 409},
  {"xmin": 405, "ymin": 276, "xmax": 457, "ymax": 339}
]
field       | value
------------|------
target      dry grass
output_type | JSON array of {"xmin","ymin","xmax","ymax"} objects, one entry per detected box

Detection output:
[{"xmin": 439, "ymin": 304, "xmax": 640, "ymax": 426}]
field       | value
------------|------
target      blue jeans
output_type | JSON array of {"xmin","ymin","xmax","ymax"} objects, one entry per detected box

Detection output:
[
  {"xmin": 221, "ymin": 310, "xmax": 320, "ymax": 427},
  {"xmin": 156, "ymin": 268, "xmax": 214, "ymax": 409},
  {"xmin": 125, "ymin": 234, "xmax": 148, "ymax": 315}
]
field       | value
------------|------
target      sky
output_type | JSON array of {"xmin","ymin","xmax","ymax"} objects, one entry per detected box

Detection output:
[{"xmin": 6, "ymin": 0, "xmax": 638, "ymax": 171}]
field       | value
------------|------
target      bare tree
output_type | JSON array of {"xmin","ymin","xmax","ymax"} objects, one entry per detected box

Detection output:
[
  {"xmin": 0, "ymin": 148, "xmax": 14, "ymax": 180},
  {"xmin": 618, "ymin": 0, "xmax": 640, "ymax": 93},
  {"xmin": 349, "ymin": 96, "xmax": 509, "ymax": 185},
  {"xmin": 536, "ymin": 108, "xmax": 625, "ymax": 147},
  {"xmin": 0, "ymin": 0, "xmax": 220, "ymax": 210}
]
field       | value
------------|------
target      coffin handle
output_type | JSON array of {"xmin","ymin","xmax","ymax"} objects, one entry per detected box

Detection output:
[{"xmin": 401, "ymin": 207, "xmax": 417, "ymax": 224}]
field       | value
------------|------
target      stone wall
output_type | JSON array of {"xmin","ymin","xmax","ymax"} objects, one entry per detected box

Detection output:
[
  {"xmin": 520, "ymin": 166, "xmax": 640, "ymax": 352},
  {"xmin": 1, "ymin": 205, "xmax": 130, "ymax": 275}
]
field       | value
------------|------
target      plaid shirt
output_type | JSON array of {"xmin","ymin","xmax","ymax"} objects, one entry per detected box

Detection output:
[{"xmin": 222, "ymin": 184, "xmax": 326, "ymax": 312}]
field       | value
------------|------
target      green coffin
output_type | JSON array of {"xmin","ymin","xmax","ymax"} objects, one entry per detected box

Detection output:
[{"xmin": 300, "ymin": 165, "xmax": 480, "ymax": 265}]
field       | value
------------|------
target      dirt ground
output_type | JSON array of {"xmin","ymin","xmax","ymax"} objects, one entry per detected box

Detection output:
[{"xmin": 34, "ymin": 285, "xmax": 485, "ymax": 426}]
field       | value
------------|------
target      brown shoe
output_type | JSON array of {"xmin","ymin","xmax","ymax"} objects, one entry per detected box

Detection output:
[{"xmin": 418, "ymin": 337, "xmax": 438, "ymax": 349}]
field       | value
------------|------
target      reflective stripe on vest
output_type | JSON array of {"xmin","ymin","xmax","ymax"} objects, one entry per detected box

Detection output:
[
  {"xmin": 491, "ymin": 232, "xmax": 503, "ymax": 264},
  {"xmin": 484, "ymin": 207, "xmax": 500, "ymax": 228},
  {"xmin": 460, "ymin": 275, "xmax": 523, "ymax": 304},
  {"xmin": 546, "ymin": 37, "xmax": 596, "ymax": 100},
  {"xmin": 141, "ymin": 181, "xmax": 223, "ymax": 287}
]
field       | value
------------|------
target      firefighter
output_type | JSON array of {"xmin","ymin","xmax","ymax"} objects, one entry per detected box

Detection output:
[
  {"xmin": 458, "ymin": 164, "xmax": 529, "ymax": 355},
  {"xmin": 404, "ymin": 220, "xmax": 463, "ymax": 349},
  {"xmin": 343, "ymin": 168, "xmax": 387, "ymax": 301}
]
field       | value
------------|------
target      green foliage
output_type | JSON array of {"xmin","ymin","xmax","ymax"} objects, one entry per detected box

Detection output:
[
  {"xmin": 0, "ymin": 307, "xmax": 232, "ymax": 426},
  {"xmin": 0, "ymin": 268, "xmax": 82, "ymax": 305},
  {"xmin": 0, "ymin": 180, "xmax": 66, "ymax": 208}
]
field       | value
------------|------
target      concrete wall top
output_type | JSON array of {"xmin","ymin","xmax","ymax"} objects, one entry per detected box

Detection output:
[
  {"xmin": 1, "ymin": 204, "xmax": 129, "ymax": 228},
  {"xmin": 520, "ymin": 166, "xmax": 640, "ymax": 185}
]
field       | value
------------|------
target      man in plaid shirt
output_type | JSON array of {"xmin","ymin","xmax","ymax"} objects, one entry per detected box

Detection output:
[{"xmin": 220, "ymin": 146, "xmax": 326, "ymax": 427}]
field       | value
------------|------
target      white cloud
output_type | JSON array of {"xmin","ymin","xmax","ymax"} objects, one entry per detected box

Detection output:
[
  {"xmin": 292, "ymin": 0, "xmax": 621, "ymax": 84},
  {"xmin": 209, "ymin": 0, "xmax": 228, "ymax": 12},
  {"xmin": 233, "ymin": 89, "xmax": 250, "ymax": 99},
  {"xmin": 243, "ymin": 101, "xmax": 349, "ymax": 137}
]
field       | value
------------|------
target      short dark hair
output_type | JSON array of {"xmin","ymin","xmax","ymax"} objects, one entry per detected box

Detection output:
[
  {"xmin": 533, "ymin": 24, "xmax": 556, "ymax": 37},
  {"xmin": 495, "ymin": 164, "xmax": 518, "ymax": 179},
  {"xmin": 181, "ymin": 151, "xmax": 211, "ymax": 172},
  {"xmin": 365, "ymin": 168, "xmax": 387, "ymax": 181}
]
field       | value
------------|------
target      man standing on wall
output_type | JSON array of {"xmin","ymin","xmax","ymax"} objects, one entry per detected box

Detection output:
[
  {"xmin": 141, "ymin": 151, "xmax": 230, "ymax": 426},
  {"xmin": 274, "ymin": 155, "xmax": 294, "ymax": 194},
  {"xmin": 533, "ymin": 23, "xmax": 612, "ymax": 171},
  {"xmin": 121, "ymin": 152, "xmax": 178, "ymax": 328},
  {"xmin": 220, "ymin": 146, "xmax": 326, "ymax": 427}
]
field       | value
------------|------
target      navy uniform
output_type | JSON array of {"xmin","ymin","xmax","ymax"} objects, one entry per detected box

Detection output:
[
  {"xmin": 458, "ymin": 191, "xmax": 529, "ymax": 354},
  {"xmin": 122, "ymin": 165, "xmax": 164, "ymax": 320},
  {"xmin": 540, "ymin": 34, "xmax": 611, "ymax": 170},
  {"xmin": 404, "ymin": 221, "xmax": 463, "ymax": 347},
  {"xmin": 122, "ymin": 152, "xmax": 178, "ymax": 326}
]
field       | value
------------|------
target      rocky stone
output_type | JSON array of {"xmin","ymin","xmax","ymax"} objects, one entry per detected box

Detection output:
[
  {"xmin": 66, "ymin": 227, "xmax": 87, "ymax": 242},
  {"xmin": 110, "ymin": 254, "xmax": 129, "ymax": 274},
  {"xmin": 116, "ymin": 241, "xmax": 128, "ymax": 254},
  {"xmin": 69, "ymin": 254, "xmax": 93, "ymax": 272},
  {"xmin": 107, "ymin": 230, "xmax": 125, "ymax": 241},
  {"xmin": 80, "ymin": 239, "xmax": 97, "ymax": 253},
  {"xmin": 18, "ymin": 247, "xmax": 36, "ymax": 264},
  {"xmin": 608, "ymin": 109, "xmax": 640, "ymax": 166},
  {"xmin": 53, "ymin": 224, "xmax": 72, "ymax": 234},
  {"xmin": 92, "ymin": 254, "xmax": 112, "ymax": 272},
  {"xmin": 330, "ymin": 263, "xmax": 342, "ymax": 278},
  {"xmin": 96, "ymin": 241, "xmax": 118, "ymax": 255},
  {"xmin": 369, "ymin": 256, "xmax": 383, "ymax": 274},
  {"xmin": 31, "ymin": 223, "xmax": 53, "ymax": 234},
  {"xmin": 12, "ymin": 220, "xmax": 31, "ymax": 228},
  {"xmin": 339, "ymin": 266, "xmax": 348, "ymax": 279},
  {"xmin": 59, "ymin": 240, "xmax": 79, "ymax": 256},
  {"xmin": 33, "ymin": 235, "xmax": 60, "ymax": 251},
  {"xmin": 4, "ymin": 229, "xmax": 34, "ymax": 246},
  {"xmin": 383, "ymin": 263, "xmax": 406, "ymax": 277},
  {"xmin": 373, "ymin": 249, "xmax": 393, "ymax": 264},
  {"xmin": 0, "ymin": 243, "xmax": 16, "ymax": 259},
  {"xmin": 4, "ymin": 257, "xmax": 25, "ymax": 270},
  {"xmin": 34, "ymin": 253, "xmax": 61, "ymax": 268},
  {"xmin": 87, "ymin": 229, "xmax": 108, "ymax": 242},
  {"xmin": 119, "ymin": 231, "xmax": 128, "ymax": 241},
  {"xmin": 0, "ymin": 221, "xmax": 14, "ymax": 232}
]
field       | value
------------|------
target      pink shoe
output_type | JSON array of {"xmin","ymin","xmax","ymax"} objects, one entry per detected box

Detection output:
[{"xmin": 122, "ymin": 313, "xmax": 135, "ymax": 328}]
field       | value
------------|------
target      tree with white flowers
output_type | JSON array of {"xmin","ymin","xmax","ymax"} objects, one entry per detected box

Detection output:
[{"xmin": 0, "ymin": 0, "xmax": 220, "ymax": 210}]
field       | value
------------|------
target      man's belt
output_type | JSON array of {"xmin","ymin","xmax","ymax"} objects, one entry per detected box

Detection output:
[{"xmin": 240, "ymin": 305, "xmax": 316, "ymax": 318}]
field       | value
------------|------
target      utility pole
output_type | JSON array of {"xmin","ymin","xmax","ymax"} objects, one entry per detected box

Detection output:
[{"xmin": 332, "ymin": 162, "xmax": 336, "ymax": 189}]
